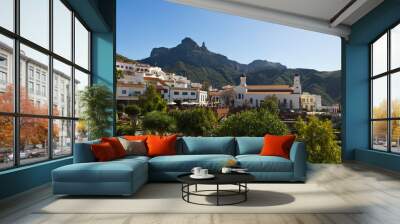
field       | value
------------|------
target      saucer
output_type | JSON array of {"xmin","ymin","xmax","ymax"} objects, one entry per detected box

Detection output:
[{"xmin": 190, "ymin": 174, "xmax": 215, "ymax": 179}]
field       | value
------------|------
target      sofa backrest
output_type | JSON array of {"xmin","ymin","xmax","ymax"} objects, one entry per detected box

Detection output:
[
  {"xmin": 73, "ymin": 140, "xmax": 100, "ymax": 163},
  {"xmin": 235, "ymin": 137, "xmax": 264, "ymax": 155},
  {"xmin": 179, "ymin": 137, "xmax": 236, "ymax": 155}
]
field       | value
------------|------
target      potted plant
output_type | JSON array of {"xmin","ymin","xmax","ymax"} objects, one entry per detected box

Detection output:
[{"xmin": 79, "ymin": 84, "xmax": 113, "ymax": 140}]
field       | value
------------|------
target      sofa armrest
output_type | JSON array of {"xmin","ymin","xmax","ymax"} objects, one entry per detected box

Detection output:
[
  {"xmin": 289, "ymin": 141, "xmax": 307, "ymax": 181},
  {"xmin": 73, "ymin": 140, "xmax": 100, "ymax": 163}
]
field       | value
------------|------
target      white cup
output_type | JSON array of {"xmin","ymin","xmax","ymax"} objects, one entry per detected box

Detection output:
[
  {"xmin": 191, "ymin": 167, "xmax": 202, "ymax": 176},
  {"xmin": 221, "ymin": 167, "xmax": 232, "ymax": 174},
  {"xmin": 200, "ymin": 169, "xmax": 208, "ymax": 176}
]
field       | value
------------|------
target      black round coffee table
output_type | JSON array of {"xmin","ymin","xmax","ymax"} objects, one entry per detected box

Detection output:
[{"xmin": 177, "ymin": 173, "xmax": 255, "ymax": 206}]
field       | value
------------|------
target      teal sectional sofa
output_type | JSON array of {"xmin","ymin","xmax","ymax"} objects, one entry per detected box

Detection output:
[{"xmin": 52, "ymin": 137, "xmax": 306, "ymax": 196}]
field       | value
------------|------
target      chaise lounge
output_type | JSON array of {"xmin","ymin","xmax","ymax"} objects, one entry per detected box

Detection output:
[{"xmin": 52, "ymin": 137, "xmax": 306, "ymax": 196}]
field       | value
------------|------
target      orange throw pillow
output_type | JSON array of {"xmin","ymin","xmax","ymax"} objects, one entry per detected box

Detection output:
[
  {"xmin": 124, "ymin": 135, "xmax": 148, "ymax": 141},
  {"xmin": 91, "ymin": 142, "xmax": 117, "ymax": 162},
  {"xmin": 146, "ymin": 135, "xmax": 177, "ymax": 157},
  {"xmin": 101, "ymin": 137, "xmax": 126, "ymax": 158},
  {"xmin": 260, "ymin": 134, "xmax": 296, "ymax": 159}
]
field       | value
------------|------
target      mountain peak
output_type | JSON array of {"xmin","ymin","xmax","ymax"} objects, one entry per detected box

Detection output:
[{"xmin": 180, "ymin": 37, "xmax": 198, "ymax": 48}]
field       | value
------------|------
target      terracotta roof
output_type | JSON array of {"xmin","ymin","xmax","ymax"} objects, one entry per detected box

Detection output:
[
  {"xmin": 246, "ymin": 85, "xmax": 292, "ymax": 90},
  {"xmin": 245, "ymin": 91, "xmax": 294, "ymax": 95},
  {"xmin": 170, "ymin": 87, "xmax": 199, "ymax": 91},
  {"xmin": 144, "ymin": 77, "xmax": 167, "ymax": 85},
  {"xmin": 117, "ymin": 83, "xmax": 145, "ymax": 88},
  {"xmin": 209, "ymin": 91, "xmax": 222, "ymax": 96}
]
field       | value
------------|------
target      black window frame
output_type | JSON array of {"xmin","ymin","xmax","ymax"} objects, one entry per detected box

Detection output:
[
  {"xmin": 0, "ymin": 0, "xmax": 92, "ymax": 171},
  {"xmin": 370, "ymin": 21, "xmax": 400, "ymax": 154}
]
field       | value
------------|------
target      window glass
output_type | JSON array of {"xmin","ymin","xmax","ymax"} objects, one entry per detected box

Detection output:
[
  {"xmin": 74, "ymin": 18, "xmax": 89, "ymax": 70},
  {"xmin": 391, "ymin": 72, "xmax": 400, "ymax": 118},
  {"xmin": 20, "ymin": 44, "xmax": 49, "ymax": 115},
  {"xmin": 53, "ymin": 0, "xmax": 72, "ymax": 60},
  {"xmin": 372, "ymin": 33, "xmax": 387, "ymax": 76},
  {"xmin": 20, "ymin": 117, "xmax": 49, "ymax": 165},
  {"xmin": 0, "ymin": 0, "xmax": 14, "ymax": 31},
  {"xmin": 0, "ymin": 34, "xmax": 14, "ymax": 112},
  {"xmin": 372, "ymin": 77, "xmax": 387, "ymax": 119},
  {"xmin": 372, "ymin": 121, "xmax": 388, "ymax": 151},
  {"xmin": 0, "ymin": 116, "xmax": 14, "ymax": 170},
  {"xmin": 391, "ymin": 120, "xmax": 400, "ymax": 153},
  {"xmin": 391, "ymin": 24, "xmax": 400, "ymax": 70},
  {"xmin": 75, "ymin": 120, "xmax": 88, "ymax": 143},
  {"xmin": 20, "ymin": 0, "xmax": 49, "ymax": 49},
  {"xmin": 53, "ymin": 59, "xmax": 72, "ymax": 117},
  {"xmin": 53, "ymin": 119, "xmax": 72, "ymax": 157},
  {"xmin": 74, "ymin": 69, "xmax": 89, "ymax": 118}
]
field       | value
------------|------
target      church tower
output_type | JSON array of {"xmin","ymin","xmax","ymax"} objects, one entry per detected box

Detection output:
[
  {"xmin": 240, "ymin": 74, "xmax": 247, "ymax": 87},
  {"xmin": 293, "ymin": 74, "xmax": 302, "ymax": 94}
]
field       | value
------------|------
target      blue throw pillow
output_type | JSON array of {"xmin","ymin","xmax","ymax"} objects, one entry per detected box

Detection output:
[
  {"xmin": 181, "ymin": 137, "xmax": 235, "ymax": 155},
  {"xmin": 236, "ymin": 137, "xmax": 264, "ymax": 155}
]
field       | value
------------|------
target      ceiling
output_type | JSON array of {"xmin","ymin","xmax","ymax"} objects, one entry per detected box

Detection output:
[{"xmin": 167, "ymin": 0, "xmax": 384, "ymax": 38}]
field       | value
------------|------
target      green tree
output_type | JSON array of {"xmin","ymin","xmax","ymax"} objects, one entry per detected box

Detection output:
[
  {"xmin": 79, "ymin": 84, "xmax": 113, "ymax": 139},
  {"xmin": 116, "ymin": 69, "xmax": 124, "ymax": 79},
  {"xmin": 139, "ymin": 85, "xmax": 167, "ymax": 114},
  {"xmin": 260, "ymin": 95, "xmax": 280, "ymax": 115},
  {"xmin": 170, "ymin": 108, "xmax": 217, "ymax": 136},
  {"xmin": 214, "ymin": 109, "xmax": 288, "ymax": 136},
  {"xmin": 124, "ymin": 104, "xmax": 141, "ymax": 131},
  {"xmin": 142, "ymin": 111, "xmax": 175, "ymax": 135},
  {"xmin": 116, "ymin": 120, "xmax": 136, "ymax": 135},
  {"xmin": 295, "ymin": 116, "xmax": 341, "ymax": 163}
]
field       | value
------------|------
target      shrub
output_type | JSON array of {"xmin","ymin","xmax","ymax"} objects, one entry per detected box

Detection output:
[
  {"xmin": 214, "ymin": 109, "xmax": 288, "ymax": 136},
  {"xmin": 116, "ymin": 120, "xmax": 136, "ymax": 135},
  {"xmin": 139, "ymin": 85, "xmax": 167, "ymax": 113},
  {"xmin": 295, "ymin": 116, "xmax": 341, "ymax": 163},
  {"xmin": 142, "ymin": 111, "xmax": 175, "ymax": 135},
  {"xmin": 124, "ymin": 104, "xmax": 141, "ymax": 131},
  {"xmin": 260, "ymin": 95, "xmax": 280, "ymax": 115},
  {"xmin": 170, "ymin": 108, "xmax": 217, "ymax": 136}
]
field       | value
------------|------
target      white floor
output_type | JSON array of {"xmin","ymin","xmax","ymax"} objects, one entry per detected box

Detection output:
[{"xmin": 1, "ymin": 162, "xmax": 400, "ymax": 224}]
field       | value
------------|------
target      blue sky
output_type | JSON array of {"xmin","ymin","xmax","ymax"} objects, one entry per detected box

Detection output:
[{"xmin": 117, "ymin": 0, "xmax": 341, "ymax": 71}]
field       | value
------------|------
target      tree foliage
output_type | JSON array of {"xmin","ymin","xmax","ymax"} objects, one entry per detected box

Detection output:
[
  {"xmin": 295, "ymin": 116, "xmax": 341, "ymax": 163},
  {"xmin": 260, "ymin": 95, "xmax": 280, "ymax": 115},
  {"xmin": 372, "ymin": 99, "xmax": 400, "ymax": 143},
  {"xmin": 79, "ymin": 84, "xmax": 113, "ymax": 140},
  {"xmin": 0, "ymin": 85, "xmax": 58, "ymax": 150},
  {"xmin": 116, "ymin": 69, "xmax": 124, "ymax": 79},
  {"xmin": 214, "ymin": 109, "xmax": 288, "ymax": 136},
  {"xmin": 138, "ymin": 85, "xmax": 167, "ymax": 114},
  {"xmin": 170, "ymin": 108, "xmax": 217, "ymax": 136},
  {"xmin": 124, "ymin": 104, "xmax": 141, "ymax": 131},
  {"xmin": 142, "ymin": 111, "xmax": 175, "ymax": 135}
]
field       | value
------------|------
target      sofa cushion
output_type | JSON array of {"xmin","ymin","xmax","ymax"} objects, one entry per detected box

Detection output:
[
  {"xmin": 236, "ymin": 137, "xmax": 264, "ymax": 155},
  {"xmin": 260, "ymin": 135, "xmax": 296, "ymax": 159},
  {"xmin": 118, "ymin": 137, "xmax": 147, "ymax": 156},
  {"xmin": 101, "ymin": 137, "xmax": 127, "ymax": 158},
  {"xmin": 124, "ymin": 135, "xmax": 148, "ymax": 141},
  {"xmin": 236, "ymin": 155, "xmax": 293, "ymax": 172},
  {"xmin": 147, "ymin": 135, "xmax": 177, "ymax": 157},
  {"xmin": 90, "ymin": 142, "xmax": 118, "ymax": 162},
  {"xmin": 181, "ymin": 137, "xmax": 235, "ymax": 155},
  {"xmin": 53, "ymin": 158, "xmax": 147, "ymax": 183},
  {"xmin": 149, "ymin": 154, "xmax": 235, "ymax": 172}
]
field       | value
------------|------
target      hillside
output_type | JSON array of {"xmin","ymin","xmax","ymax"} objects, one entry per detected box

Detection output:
[{"xmin": 125, "ymin": 37, "xmax": 341, "ymax": 105}]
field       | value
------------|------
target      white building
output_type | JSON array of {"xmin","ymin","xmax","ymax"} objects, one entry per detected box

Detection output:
[
  {"xmin": 0, "ymin": 41, "xmax": 74, "ymax": 153},
  {"xmin": 162, "ymin": 87, "xmax": 208, "ymax": 105},
  {"xmin": 116, "ymin": 60, "xmax": 207, "ymax": 106},
  {"xmin": 216, "ymin": 74, "xmax": 322, "ymax": 111}
]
